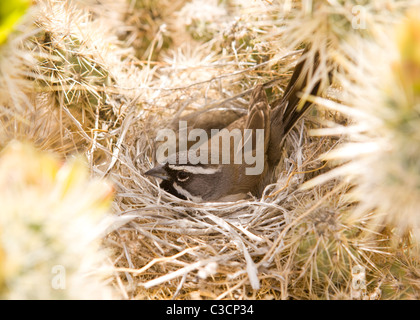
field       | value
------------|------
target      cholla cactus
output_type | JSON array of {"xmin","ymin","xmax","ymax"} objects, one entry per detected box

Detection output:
[
  {"xmin": 176, "ymin": 0, "xmax": 228, "ymax": 42},
  {"xmin": 307, "ymin": 10, "xmax": 420, "ymax": 241},
  {"xmin": 0, "ymin": 1, "xmax": 68, "ymax": 155},
  {"xmin": 0, "ymin": 141, "xmax": 116, "ymax": 299},
  {"xmin": 252, "ymin": 0, "xmax": 411, "ymax": 95},
  {"xmin": 271, "ymin": 181, "xmax": 388, "ymax": 299},
  {"xmin": 33, "ymin": 1, "xmax": 118, "ymax": 129},
  {"xmin": 22, "ymin": 0, "xmax": 156, "ymax": 161},
  {"xmin": 0, "ymin": 0, "xmax": 34, "ymax": 112},
  {"xmin": 120, "ymin": 0, "xmax": 187, "ymax": 60}
]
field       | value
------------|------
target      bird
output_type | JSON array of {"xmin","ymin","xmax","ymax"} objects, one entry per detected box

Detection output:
[{"xmin": 145, "ymin": 47, "xmax": 323, "ymax": 202}]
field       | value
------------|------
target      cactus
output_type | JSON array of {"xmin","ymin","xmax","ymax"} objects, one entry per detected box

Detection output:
[{"xmin": 0, "ymin": 141, "xmax": 116, "ymax": 299}]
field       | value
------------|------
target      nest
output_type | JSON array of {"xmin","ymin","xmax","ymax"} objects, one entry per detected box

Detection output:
[
  {"xmin": 106, "ymin": 99, "xmax": 340, "ymax": 299},
  {"xmin": 97, "ymin": 21, "xmax": 352, "ymax": 300}
]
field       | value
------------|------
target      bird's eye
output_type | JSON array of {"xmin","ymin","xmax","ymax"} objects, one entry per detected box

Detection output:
[{"xmin": 176, "ymin": 171, "xmax": 190, "ymax": 182}]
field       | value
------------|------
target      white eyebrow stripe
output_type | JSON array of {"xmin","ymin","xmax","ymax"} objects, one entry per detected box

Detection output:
[
  {"xmin": 173, "ymin": 182, "xmax": 203, "ymax": 203},
  {"xmin": 168, "ymin": 165, "xmax": 221, "ymax": 175}
]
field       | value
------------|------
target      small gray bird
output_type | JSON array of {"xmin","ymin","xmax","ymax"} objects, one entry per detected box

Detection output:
[{"xmin": 146, "ymin": 48, "xmax": 323, "ymax": 202}]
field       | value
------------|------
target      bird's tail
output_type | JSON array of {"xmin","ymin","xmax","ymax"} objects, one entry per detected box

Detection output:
[{"xmin": 267, "ymin": 46, "xmax": 325, "ymax": 166}]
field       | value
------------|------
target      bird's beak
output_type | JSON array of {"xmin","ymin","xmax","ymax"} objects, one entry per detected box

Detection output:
[{"xmin": 145, "ymin": 164, "xmax": 169, "ymax": 180}]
